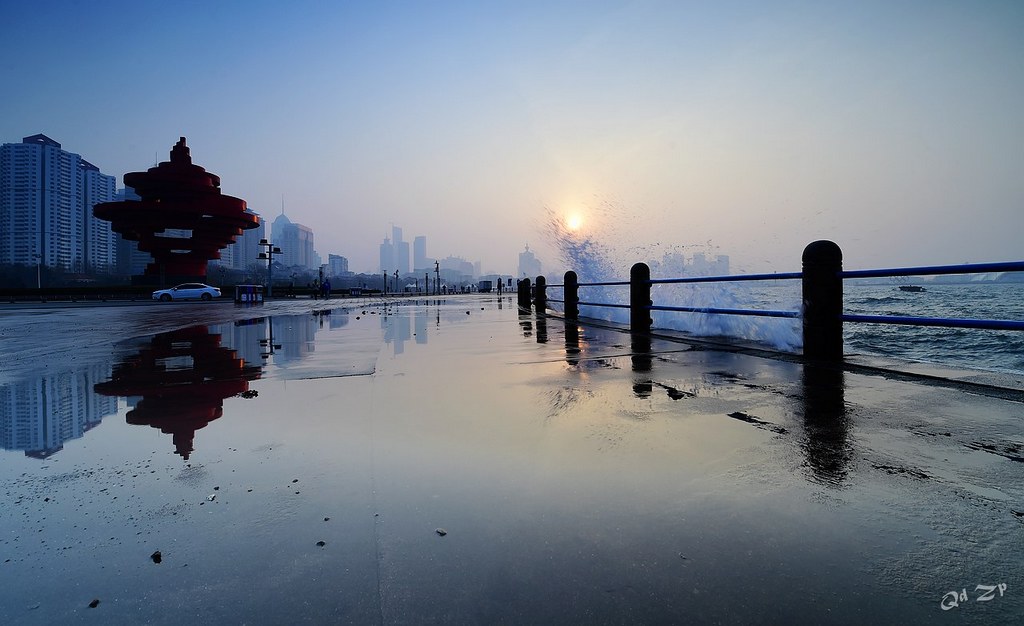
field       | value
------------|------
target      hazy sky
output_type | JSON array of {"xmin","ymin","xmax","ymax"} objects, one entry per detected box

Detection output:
[{"xmin": 2, "ymin": 0, "xmax": 1021, "ymax": 275}]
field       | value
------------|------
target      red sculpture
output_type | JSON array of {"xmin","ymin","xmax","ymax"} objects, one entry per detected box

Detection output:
[{"xmin": 94, "ymin": 137, "xmax": 258, "ymax": 280}]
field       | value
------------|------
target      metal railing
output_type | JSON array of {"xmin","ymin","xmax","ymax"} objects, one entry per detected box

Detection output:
[{"xmin": 520, "ymin": 240, "xmax": 1024, "ymax": 361}]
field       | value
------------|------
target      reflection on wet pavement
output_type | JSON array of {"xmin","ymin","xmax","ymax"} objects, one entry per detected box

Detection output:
[
  {"xmin": 1, "ymin": 303, "xmax": 393, "ymax": 459},
  {"xmin": 94, "ymin": 326, "xmax": 262, "ymax": 459},
  {"xmin": 1, "ymin": 295, "xmax": 1022, "ymax": 624}
]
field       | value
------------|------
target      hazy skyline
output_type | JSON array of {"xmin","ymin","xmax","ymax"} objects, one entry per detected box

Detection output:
[{"xmin": 3, "ymin": 1, "xmax": 1021, "ymax": 275}]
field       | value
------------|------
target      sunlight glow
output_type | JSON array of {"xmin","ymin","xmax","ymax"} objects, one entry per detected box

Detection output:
[{"xmin": 566, "ymin": 214, "xmax": 583, "ymax": 231}]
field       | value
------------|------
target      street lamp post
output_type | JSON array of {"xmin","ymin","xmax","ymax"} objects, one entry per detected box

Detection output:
[
  {"xmin": 34, "ymin": 254, "xmax": 42, "ymax": 291},
  {"xmin": 434, "ymin": 260, "xmax": 440, "ymax": 296},
  {"xmin": 257, "ymin": 239, "xmax": 282, "ymax": 298}
]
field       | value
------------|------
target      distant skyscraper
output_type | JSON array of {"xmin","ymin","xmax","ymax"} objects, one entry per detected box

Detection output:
[
  {"xmin": 518, "ymin": 245, "xmax": 542, "ymax": 279},
  {"xmin": 0, "ymin": 134, "xmax": 116, "ymax": 272},
  {"xmin": 392, "ymin": 225, "xmax": 409, "ymax": 274},
  {"xmin": 271, "ymin": 212, "xmax": 316, "ymax": 269},
  {"xmin": 413, "ymin": 235, "xmax": 428, "ymax": 271},
  {"xmin": 223, "ymin": 210, "xmax": 264, "ymax": 271},
  {"xmin": 328, "ymin": 254, "xmax": 349, "ymax": 276},
  {"xmin": 380, "ymin": 224, "xmax": 412, "ymax": 274},
  {"xmin": 379, "ymin": 235, "xmax": 393, "ymax": 273}
]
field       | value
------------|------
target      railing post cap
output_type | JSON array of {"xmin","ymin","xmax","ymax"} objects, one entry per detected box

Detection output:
[
  {"xmin": 803, "ymin": 240, "xmax": 842, "ymax": 265},
  {"xmin": 630, "ymin": 262, "xmax": 651, "ymax": 277}
]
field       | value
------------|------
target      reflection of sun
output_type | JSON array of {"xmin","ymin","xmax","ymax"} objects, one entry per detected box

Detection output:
[{"xmin": 566, "ymin": 214, "xmax": 583, "ymax": 231}]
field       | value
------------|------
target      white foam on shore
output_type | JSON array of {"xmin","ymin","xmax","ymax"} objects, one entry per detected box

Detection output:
[{"xmin": 543, "ymin": 206, "xmax": 802, "ymax": 351}]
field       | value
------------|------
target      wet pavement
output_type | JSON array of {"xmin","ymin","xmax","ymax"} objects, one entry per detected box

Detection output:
[{"xmin": 1, "ymin": 296, "xmax": 1022, "ymax": 624}]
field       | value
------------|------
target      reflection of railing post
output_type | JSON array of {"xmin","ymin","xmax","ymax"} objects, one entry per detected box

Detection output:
[
  {"xmin": 518, "ymin": 278, "xmax": 532, "ymax": 309},
  {"xmin": 630, "ymin": 262, "xmax": 652, "ymax": 334},
  {"xmin": 564, "ymin": 270, "xmax": 579, "ymax": 320},
  {"xmin": 802, "ymin": 240, "xmax": 843, "ymax": 360},
  {"xmin": 564, "ymin": 317, "xmax": 580, "ymax": 365},
  {"xmin": 534, "ymin": 275, "xmax": 547, "ymax": 311}
]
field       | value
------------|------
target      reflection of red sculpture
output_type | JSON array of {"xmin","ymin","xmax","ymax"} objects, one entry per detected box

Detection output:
[
  {"xmin": 94, "ymin": 137, "xmax": 258, "ymax": 280},
  {"xmin": 94, "ymin": 326, "xmax": 261, "ymax": 459}
]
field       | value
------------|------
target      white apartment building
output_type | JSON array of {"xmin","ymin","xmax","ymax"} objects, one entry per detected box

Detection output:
[{"xmin": 0, "ymin": 134, "xmax": 116, "ymax": 273}]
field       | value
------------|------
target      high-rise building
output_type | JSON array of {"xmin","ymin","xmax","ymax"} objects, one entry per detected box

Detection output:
[
  {"xmin": 217, "ymin": 210, "xmax": 264, "ymax": 271},
  {"xmin": 1, "ymin": 134, "xmax": 116, "ymax": 272},
  {"xmin": 239, "ymin": 212, "xmax": 265, "ymax": 270},
  {"xmin": 392, "ymin": 225, "xmax": 409, "ymax": 274},
  {"xmin": 379, "ymin": 225, "xmax": 410, "ymax": 274},
  {"xmin": 328, "ymin": 254, "xmax": 349, "ymax": 276},
  {"xmin": 271, "ymin": 212, "xmax": 316, "ymax": 269},
  {"xmin": 379, "ymin": 235, "xmax": 393, "ymax": 273},
  {"xmin": 80, "ymin": 160, "xmax": 117, "ymax": 272},
  {"xmin": 518, "ymin": 245, "xmax": 542, "ymax": 279},
  {"xmin": 413, "ymin": 235, "xmax": 429, "ymax": 272}
]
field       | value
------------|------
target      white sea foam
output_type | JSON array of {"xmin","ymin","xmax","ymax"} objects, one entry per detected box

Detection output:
[{"xmin": 542, "ymin": 206, "xmax": 802, "ymax": 351}]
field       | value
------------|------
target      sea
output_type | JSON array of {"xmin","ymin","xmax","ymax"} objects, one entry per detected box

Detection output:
[
  {"xmin": 543, "ymin": 211, "xmax": 1023, "ymax": 376},
  {"xmin": 566, "ymin": 280, "xmax": 1024, "ymax": 376},
  {"xmin": 840, "ymin": 281, "xmax": 1024, "ymax": 374}
]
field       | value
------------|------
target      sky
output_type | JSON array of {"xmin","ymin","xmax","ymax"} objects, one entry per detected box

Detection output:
[{"xmin": 2, "ymin": 0, "xmax": 1021, "ymax": 275}]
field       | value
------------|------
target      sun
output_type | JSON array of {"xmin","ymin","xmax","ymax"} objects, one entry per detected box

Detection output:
[{"xmin": 566, "ymin": 213, "xmax": 583, "ymax": 232}]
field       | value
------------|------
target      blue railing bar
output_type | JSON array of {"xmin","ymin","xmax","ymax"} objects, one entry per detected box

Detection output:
[
  {"xmin": 547, "ymin": 284, "xmax": 564, "ymax": 289},
  {"xmin": 651, "ymin": 271, "xmax": 804, "ymax": 285},
  {"xmin": 841, "ymin": 260, "xmax": 1024, "ymax": 279},
  {"xmin": 649, "ymin": 305, "xmax": 801, "ymax": 319},
  {"xmin": 842, "ymin": 314, "xmax": 1024, "ymax": 331},
  {"xmin": 548, "ymin": 298, "xmax": 564, "ymax": 304},
  {"xmin": 564, "ymin": 260, "xmax": 1024, "ymax": 288},
  {"xmin": 577, "ymin": 300, "xmax": 633, "ymax": 310},
  {"xmin": 577, "ymin": 280, "xmax": 631, "ymax": 287}
]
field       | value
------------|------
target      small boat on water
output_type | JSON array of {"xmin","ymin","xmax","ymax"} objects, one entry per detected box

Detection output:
[{"xmin": 899, "ymin": 285, "xmax": 926, "ymax": 292}]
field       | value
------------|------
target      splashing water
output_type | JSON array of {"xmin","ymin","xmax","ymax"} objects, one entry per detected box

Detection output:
[{"xmin": 542, "ymin": 205, "xmax": 802, "ymax": 351}]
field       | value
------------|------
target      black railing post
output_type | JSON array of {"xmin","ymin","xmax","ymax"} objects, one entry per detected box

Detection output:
[
  {"xmin": 534, "ymin": 275, "xmax": 547, "ymax": 311},
  {"xmin": 630, "ymin": 262, "xmax": 652, "ymax": 334},
  {"xmin": 517, "ymin": 278, "xmax": 532, "ymax": 309},
  {"xmin": 802, "ymin": 240, "xmax": 843, "ymax": 360},
  {"xmin": 564, "ymin": 270, "xmax": 579, "ymax": 320}
]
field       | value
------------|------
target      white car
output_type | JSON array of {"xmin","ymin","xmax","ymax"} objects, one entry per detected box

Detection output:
[{"xmin": 152, "ymin": 283, "xmax": 222, "ymax": 302}]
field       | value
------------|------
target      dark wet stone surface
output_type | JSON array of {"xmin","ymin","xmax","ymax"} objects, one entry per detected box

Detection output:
[{"xmin": 1, "ymin": 296, "xmax": 1022, "ymax": 624}]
